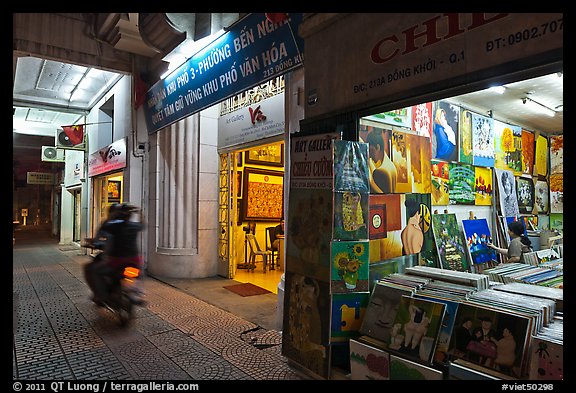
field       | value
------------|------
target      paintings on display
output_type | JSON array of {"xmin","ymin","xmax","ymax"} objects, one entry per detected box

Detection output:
[
  {"xmin": 431, "ymin": 213, "xmax": 468, "ymax": 272},
  {"xmin": 521, "ymin": 130, "xmax": 535, "ymax": 176},
  {"xmin": 516, "ymin": 176, "xmax": 535, "ymax": 214},
  {"xmin": 330, "ymin": 293, "xmax": 370, "ymax": 343},
  {"xmin": 448, "ymin": 163, "xmax": 475, "ymax": 205},
  {"xmin": 474, "ymin": 166, "xmax": 493, "ymax": 206},
  {"xmin": 534, "ymin": 134, "xmax": 549, "ymax": 178},
  {"xmin": 549, "ymin": 213, "xmax": 563, "ymax": 232},
  {"xmin": 388, "ymin": 296, "xmax": 446, "ymax": 365},
  {"xmin": 368, "ymin": 194, "xmax": 403, "ymax": 261},
  {"xmin": 493, "ymin": 120, "xmax": 523, "ymax": 174},
  {"xmin": 462, "ymin": 218, "xmax": 497, "ymax": 265},
  {"xmin": 430, "ymin": 160, "xmax": 449, "ymax": 206},
  {"xmin": 459, "ymin": 108, "xmax": 474, "ymax": 164},
  {"xmin": 432, "ymin": 100, "xmax": 459, "ymax": 162},
  {"xmin": 286, "ymin": 188, "xmax": 333, "ymax": 280},
  {"xmin": 549, "ymin": 135, "xmax": 563, "ymax": 175},
  {"xmin": 549, "ymin": 174, "xmax": 563, "ymax": 214},
  {"xmin": 333, "ymin": 140, "xmax": 370, "ymax": 193},
  {"xmin": 359, "ymin": 282, "xmax": 414, "ymax": 346},
  {"xmin": 331, "ymin": 241, "xmax": 370, "ymax": 293},
  {"xmin": 281, "ymin": 271, "xmax": 331, "ymax": 379},
  {"xmin": 495, "ymin": 168, "xmax": 520, "ymax": 218},
  {"xmin": 389, "ymin": 354, "xmax": 444, "ymax": 380},
  {"xmin": 411, "ymin": 102, "xmax": 434, "ymax": 157},
  {"xmin": 534, "ymin": 180, "xmax": 549, "ymax": 214},
  {"xmin": 391, "ymin": 130, "xmax": 412, "ymax": 193},
  {"xmin": 470, "ymin": 112, "xmax": 495, "ymax": 167},
  {"xmin": 349, "ymin": 338, "xmax": 390, "ymax": 380},
  {"xmin": 448, "ymin": 303, "xmax": 533, "ymax": 379},
  {"xmin": 333, "ymin": 191, "xmax": 369, "ymax": 240},
  {"xmin": 528, "ymin": 336, "xmax": 563, "ymax": 380},
  {"xmin": 364, "ymin": 107, "xmax": 413, "ymax": 129},
  {"xmin": 407, "ymin": 133, "xmax": 432, "ymax": 194},
  {"xmin": 360, "ymin": 125, "xmax": 397, "ymax": 194}
]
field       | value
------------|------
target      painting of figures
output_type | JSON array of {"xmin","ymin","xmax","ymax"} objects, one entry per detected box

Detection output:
[
  {"xmin": 462, "ymin": 218, "xmax": 497, "ymax": 265},
  {"xmin": 431, "ymin": 213, "xmax": 468, "ymax": 272},
  {"xmin": 432, "ymin": 100, "xmax": 459, "ymax": 162}
]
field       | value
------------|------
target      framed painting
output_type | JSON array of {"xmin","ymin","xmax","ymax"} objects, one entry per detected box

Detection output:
[
  {"xmin": 242, "ymin": 168, "xmax": 284, "ymax": 221},
  {"xmin": 245, "ymin": 143, "xmax": 284, "ymax": 166},
  {"xmin": 235, "ymin": 170, "xmax": 243, "ymax": 198},
  {"xmin": 107, "ymin": 180, "xmax": 121, "ymax": 202}
]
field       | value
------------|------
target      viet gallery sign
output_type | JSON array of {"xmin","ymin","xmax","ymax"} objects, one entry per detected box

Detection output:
[{"xmin": 144, "ymin": 13, "xmax": 304, "ymax": 134}]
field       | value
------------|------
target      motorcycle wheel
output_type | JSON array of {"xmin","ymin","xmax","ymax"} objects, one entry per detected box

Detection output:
[{"xmin": 118, "ymin": 292, "xmax": 134, "ymax": 327}]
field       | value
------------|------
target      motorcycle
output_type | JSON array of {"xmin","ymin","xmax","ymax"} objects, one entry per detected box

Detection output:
[{"xmin": 83, "ymin": 238, "xmax": 144, "ymax": 327}]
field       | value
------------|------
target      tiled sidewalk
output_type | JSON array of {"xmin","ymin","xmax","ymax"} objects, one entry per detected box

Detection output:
[{"xmin": 12, "ymin": 229, "xmax": 309, "ymax": 381}]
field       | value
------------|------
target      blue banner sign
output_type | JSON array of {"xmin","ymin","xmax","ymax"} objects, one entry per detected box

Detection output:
[{"xmin": 144, "ymin": 13, "xmax": 304, "ymax": 134}]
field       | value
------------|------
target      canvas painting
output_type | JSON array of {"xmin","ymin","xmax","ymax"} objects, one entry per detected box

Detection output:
[
  {"xmin": 349, "ymin": 338, "xmax": 390, "ymax": 380},
  {"xmin": 390, "ymin": 354, "xmax": 444, "ymax": 380},
  {"xmin": 535, "ymin": 134, "xmax": 548, "ymax": 178},
  {"xmin": 462, "ymin": 219, "xmax": 497, "ymax": 265},
  {"xmin": 534, "ymin": 180, "xmax": 549, "ymax": 214},
  {"xmin": 331, "ymin": 241, "xmax": 370, "ymax": 293},
  {"xmin": 412, "ymin": 102, "xmax": 434, "ymax": 157},
  {"xmin": 368, "ymin": 199, "xmax": 387, "ymax": 240},
  {"xmin": 360, "ymin": 125, "xmax": 397, "ymax": 194},
  {"xmin": 401, "ymin": 193, "xmax": 433, "ymax": 259},
  {"xmin": 333, "ymin": 191, "xmax": 369, "ymax": 241},
  {"xmin": 549, "ymin": 213, "xmax": 563, "ymax": 232},
  {"xmin": 409, "ymin": 133, "xmax": 432, "ymax": 194},
  {"xmin": 459, "ymin": 108, "xmax": 474, "ymax": 164},
  {"xmin": 389, "ymin": 296, "xmax": 446, "ymax": 364},
  {"xmin": 528, "ymin": 336, "xmax": 563, "ymax": 380},
  {"xmin": 367, "ymin": 258, "xmax": 400, "ymax": 291},
  {"xmin": 471, "ymin": 112, "xmax": 495, "ymax": 167},
  {"xmin": 415, "ymin": 294, "xmax": 460, "ymax": 366},
  {"xmin": 368, "ymin": 194, "xmax": 403, "ymax": 261},
  {"xmin": 364, "ymin": 107, "xmax": 412, "ymax": 129},
  {"xmin": 359, "ymin": 282, "xmax": 414, "ymax": 345},
  {"xmin": 516, "ymin": 175, "xmax": 535, "ymax": 214},
  {"xmin": 333, "ymin": 140, "xmax": 370, "ymax": 193},
  {"xmin": 495, "ymin": 168, "xmax": 520, "ymax": 218},
  {"xmin": 448, "ymin": 303, "xmax": 532, "ymax": 379},
  {"xmin": 431, "ymin": 213, "xmax": 468, "ymax": 272},
  {"xmin": 448, "ymin": 162, "xmax": 475, "ymax": 205},
  {"xmin": 431, "ymin": 160, "xmax": 449, "ymax": 206},
  {"xmin": 432, "ymin": 100, "xmax": 459, "ymax": 162},
  {"xmin": 549, "ymin": 135, "xmax": 563, "ymax": 175},
  {"xmin": 282, "ymin": 272, "xmax": 331, "ymax": 379},
  {"xmin": 493, "ymin": 120, "xmax": 523, "ymax": 174},
  {"xmin": 521, "ymin": 130, "xmax": 535, "ymax": 176},
  {"xmin": 549, "ymin": 173, "xmax": 563, "ymax": 214},
  {"xmin": 474, "ymin": 166, "xmax": 493, "ymax": 206},
  {"xmin": 286, "ymin": 188, "xmax": 333, "ymax": 281},
  {"xmin": 330, "ymin": 292, "xmax": 370, "ymax": 342},
  {"xmin": 391, "ymin": 130, "xmax": 411, "ymax": 193}
]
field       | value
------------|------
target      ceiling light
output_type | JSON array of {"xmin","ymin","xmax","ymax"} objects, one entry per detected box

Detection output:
[
  {"xmin": 487, "ymin": 85, "xmax": 506, "ymax": 94},
  {"xmin": 522, "ymin": 96, "xmax": 556, "ymax": 117}
]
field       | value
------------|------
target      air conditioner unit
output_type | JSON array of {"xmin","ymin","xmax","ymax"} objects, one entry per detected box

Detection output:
[
  {"xmin": 41, "ymin": 146, "xmax": 65, "ymax": 162},
  {"xmin": 56, "ymin": 127, "xmax": 85, "ymax": 150}
]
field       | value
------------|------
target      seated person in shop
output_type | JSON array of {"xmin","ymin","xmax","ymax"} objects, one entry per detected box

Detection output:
[{"xmin": 271, "ymin": 219, "xmax": 285, "ymax": 252}]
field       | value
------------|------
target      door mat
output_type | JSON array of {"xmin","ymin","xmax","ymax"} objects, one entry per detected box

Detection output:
[{"xmin": 223, "ymin": 283, "xmax": 272, "ymax": 297}]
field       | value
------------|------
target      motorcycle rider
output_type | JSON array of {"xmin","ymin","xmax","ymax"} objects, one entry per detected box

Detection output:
[{"xmin": 85, "ymin": 203, "xmax": 145, "ymax": 306}]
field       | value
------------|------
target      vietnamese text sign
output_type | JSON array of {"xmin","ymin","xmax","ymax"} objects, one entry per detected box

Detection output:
[
  {"xmin": 27, "ymin": 172, "xmax": 54, "ymax": 185},
  {"xmin": 304, "ymin": 13, "xmax": 563, "ymax": 118},
  {"xmin": 144, "ymin": 13, "xmax": 304, "ymax": 134},
  {"xmin": 88, "ymin": 138, "xmax": 127, "ymax": 177},
  {"xmin": 290, "ymin": 133, "xmax": 340, "ymax": 190}
]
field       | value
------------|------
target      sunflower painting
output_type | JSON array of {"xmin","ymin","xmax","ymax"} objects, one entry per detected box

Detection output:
[{"xmin": 331, "ymin": 240, "xmax": 370, "ymax": 294}]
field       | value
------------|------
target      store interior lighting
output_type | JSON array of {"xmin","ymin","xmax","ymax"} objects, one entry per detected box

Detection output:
[
  {"xmin": 522, "ymin": 96, "xmax": 557, "ymax": 117},
  {"xmin": 486, "ymin": 85, "xmax": 506, "ymax": 94}
]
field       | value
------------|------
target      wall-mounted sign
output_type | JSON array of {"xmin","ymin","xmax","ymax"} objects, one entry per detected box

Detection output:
[
  {"xmin": 87, "ymin": 138, "xmax": 127, "ymax": 177},
  {"xmin": 218, "ymin": 93, "xmax": 285, "ymax": 149},
  {"xmin": 27, "ymin": 172, "xmax": 54, "ymax": 185},
  {"xmin": 144, "ymin": 13, "xmax": 304, "ymax": 134}
]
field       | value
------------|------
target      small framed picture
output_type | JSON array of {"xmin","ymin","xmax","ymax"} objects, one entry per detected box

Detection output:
[{"xmin": 245, "ymin": 143, "xmax": 284, "ymax": 167}]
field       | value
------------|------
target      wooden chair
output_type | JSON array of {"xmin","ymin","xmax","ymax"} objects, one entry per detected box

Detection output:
[{"xmin": 246, "ymin": 233, "xmax": 272, "ymax": 273}]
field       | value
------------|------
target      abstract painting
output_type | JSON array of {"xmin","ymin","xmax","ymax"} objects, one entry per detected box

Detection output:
[
  {"xmin": 459, "ymin": 108, "xmax": 474, "ymax": 164},
  {"xmin": 431, "ymin": 160, "xmax": 450, "ymax": 206},
  {"xmin": 330, "ymin": 293, "xmax": 370, "ymax": 342},
  {"xmin": 521, "ymin": 130, "xmax": 535, "ymax": 176},
  {"xmin": 471, "ymin": 112, "xmax": 495, "ymax": 167},
  {"xmin": 474, "ymin": 166, "xmax": 493, "ymax": 206}
]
